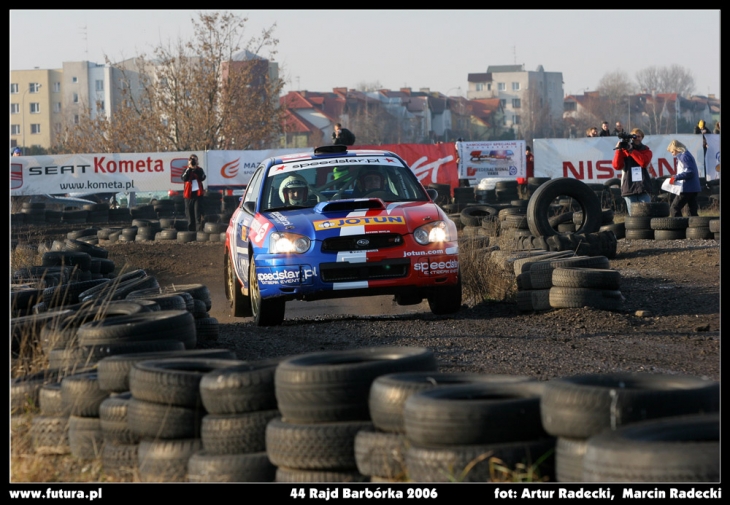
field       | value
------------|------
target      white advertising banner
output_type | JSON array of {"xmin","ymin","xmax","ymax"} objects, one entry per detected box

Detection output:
[
  {"xmin": 456, "ymin": 140, "xmax": 525, "ymax": 180},
  {"xmin": 704, "ymin": 134, "xmax": 720, "ymax": 181},
  {"xmin": 533, "ymin": 134, "xmax": 706, "ymax": 183},
  {"xmin": 205, "ymin": 148, "xmax": 310, "ymax": 188}
]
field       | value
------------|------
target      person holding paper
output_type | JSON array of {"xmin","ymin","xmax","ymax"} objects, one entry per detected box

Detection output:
[
  {"xmin": 182, "ymin": 153, "xmax": 207, "ymax": 231},
  {"xmin": 612, "ymin": 128, "xmax": 653, "ymax": 216},
  {"xmin": 666, "ymin": 140, "xmax": 700, "ymax": 217}
]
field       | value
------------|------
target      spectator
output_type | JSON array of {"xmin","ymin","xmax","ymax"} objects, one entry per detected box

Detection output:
[
  {"xmin": 599, "ymin": 121, "xmax": 612, "ymax": 137},
  {"xmin": 695, "ymin": 119, "xmax": 711, "ymax": 172},
  {"xmin": 525, "ymin": 146, "xmax": 535, "ymax": 180},
  {"xmin": 666, "ymin": 139, "xmax": 701, "ymax": 217},
  {"xmin": 331, "ymin": 123, "xmax": 356, "ymax": 146},
  {"xmin": 713, "ymin": 121, "xmax": 720, "ymax": 134},
  {"xmin": 612, "ymin": 128, "xmax": 653, "ymax": 216},
  {"xmin": 613, "ymin": 122, "xmax": 625, "ymax": 136},
  {"xmin": 182, "ymin": 154, "xmax": 206, "ymax": 231},
  {"xmin": 586, "ymin": 127, "xmax": 599, "ymax": 137},
  {"xmin": 12, "ymin": 147, "xmax": 22, "ymax": 156},
  {"xmin": 694, "ymin": 119, "xmax": 711, "ymax": 134}
]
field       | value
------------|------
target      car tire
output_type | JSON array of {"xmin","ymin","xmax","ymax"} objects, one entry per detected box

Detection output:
[
  {"xmin": 187, "ymin": 451, "xmax": 276, "ymax": 482},
  {"xmin": 427, "ymin": 270, "xmax": 462, "ymax": 315},
  {"xmin": 527, "ymin": 178, "xmax": 602, "ymax": 238},
  {"xmin": 224, "ymin": 250, "xmax": 253, "ymax": 317},
  {"xmin": 249, "ymin": 256, "xmax": 285, "ymax": 326}
]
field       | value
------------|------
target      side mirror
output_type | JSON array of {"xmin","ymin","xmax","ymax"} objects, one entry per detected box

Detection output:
[
  {"xmin": 243, "ymin": 201, "xmax": 256, "ymax": 214},
  {"xmin": 427, "ymin": 188, "xmax": 439, "ymax": 201}
]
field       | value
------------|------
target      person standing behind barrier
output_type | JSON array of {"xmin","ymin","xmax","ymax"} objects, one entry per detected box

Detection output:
[
  {"xmin": 695, "ymin": 120, "xmax": 711, "ymax": 173},
  {"xmin": 612, "ymin": 128, "xmax": 653, "ymax": 216},
  {"xmin": 666, "ymin": 139, "xmax": 701, "ymax": 217},
  {"xmin": 182, "ymin": 154, "xmax": 206, "ymax": 231},
  {"xmin": 586, "ymin": 127, "xmax": 599, "ymax": 137},
  {"xmin": 713, "ymin": 121, "xmax": 720, "ymax": 134},
  {"xmin": 599, "ymin": 121, "xmax": 612, "ymax": 137},
  {"xmin": 613, "ymin": 122, "xmax": 625, "ymax": 136}
]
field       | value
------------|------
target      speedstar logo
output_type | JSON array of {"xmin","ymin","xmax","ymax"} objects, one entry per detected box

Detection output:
[
  {"xmin": 413, "ymin": 259, "xmax": 459, "ymax": 271},
  {"xmin": 314, "ymin": 216, "xmax": 405, "ymax": 230}
]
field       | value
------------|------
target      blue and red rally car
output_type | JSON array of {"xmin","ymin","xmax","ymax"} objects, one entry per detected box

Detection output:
[{"xmin": 224, "ymin": 145, "xmax": 461, "ymax": 326}]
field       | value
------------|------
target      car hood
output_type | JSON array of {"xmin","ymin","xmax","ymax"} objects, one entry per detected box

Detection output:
[{"xmin": 262, "ymin": 199, "xmax": 445, "ymax": 240}]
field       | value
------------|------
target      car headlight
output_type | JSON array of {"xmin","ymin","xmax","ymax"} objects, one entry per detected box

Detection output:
[
  {"xmin": 269, "ymin": 232, "xmax": 311, "ymax": 254},
  {"xmin": 414, "ymin": 220, "xmax": 451, "ymax": 245}
]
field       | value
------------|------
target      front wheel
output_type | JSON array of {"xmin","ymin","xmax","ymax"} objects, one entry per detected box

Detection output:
[
  {"xmin": 225, "ymin": 251, "xmax": 251, "ymax": 317},
  {"xmin": 249, "ymin": 256, "xmax": 285, "ymax": 326},
  {"xmin": 427, "ymin": 272, "xmax": 462, "ymax": 315}
]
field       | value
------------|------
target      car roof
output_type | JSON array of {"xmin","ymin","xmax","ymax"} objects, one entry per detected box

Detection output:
[{"xmin": 267, "ymin": 147, "xmax": 401, "ymax": 167}]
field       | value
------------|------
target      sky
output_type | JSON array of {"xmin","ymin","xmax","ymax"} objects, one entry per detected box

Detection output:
[{"xmin": 10, "ymin": 10, "xmax": 721, "ymax": 98}]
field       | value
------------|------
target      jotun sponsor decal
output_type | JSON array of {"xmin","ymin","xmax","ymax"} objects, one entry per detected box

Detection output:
[{"xmin": 314, "ymin": 216, "xmax": 405, "ymax": 231}]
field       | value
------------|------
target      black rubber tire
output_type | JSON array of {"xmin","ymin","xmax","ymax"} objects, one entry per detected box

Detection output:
[
  {"xmin": 187, "ymin": 451, "xmax": 276, "ymax": 482},
  {"xmin": 403, "ymin": 382, "xmax": 547, "ymax": 446},
  {"xmin": 650, "ymin": 217, "xmax": 689, "ymax": 230},
  {"xmin": 199, "ymin": 357, "xmax": 281, "ymax": 414},
  {"xmin": 630, "ymin": 201, "xmax": 670, "ymax": 217},
  {"xmin": 354, "ymin": 426, "xmax": 408, "ymax": 479},
  {"xmin": 39, "ymin": 382, "xmax": 67, "ymax": 416},
  {"xmin": 129, "ymin": 358, "xmax": 243, "ymax": 408},
  {"xmin": 653, "ymin": 229, "xmax": 686, "ymax": 240},
  {"xmin": 42, "ymin": 251, "xmax": 92, "ymax": 271},
  {"xmin": 512, "ymin": 251, "xmax": 574, "ymax": 276},
  {"xmin": 250, "ymin": 255, "xmax": 285, "ymax": 326},
  {"xmin": 99, "ymin": 392, "xmax": 139, "ymax": 445},
  {"xmin": 540, "ymin": 372, "xmax": 719, "ymax": 439},
  {"xmin": 529, "ymin": 256, "xmax": 610, "ymax": 290},
  {"xmin": 61, "ymin": 371, "xmax": 109, "ymax": 417},
  {"xmin": 599, "ymin": 222, "xmax": 625, "ymax": 240},
  {"xmin": 30, "ymin": 415, "xmax": 70, "ymax": 455},
  {"xmin": 76, "ymin": 310, "xmax": 196, "ymax": 349},
  {"xmin": 200, "ymin": 409, "xmax": 279, "ymax": 455},
  {"xmin": 582, "ymin": 413, "xmax": 719, "ymax": 482},
  {"xmin": 549, "ymin": 286, "xmax": 624, "ymax": 311},
  {"xmin": 688, "ymin": 216, "xmax": 714, "ymax": 228},
  {"xmin": 127, "ymin": 397, "xmax": 204, "ymax": 440},
  {"xmin": 63, "ymin": 238, "xmax": 109, "ymax": 259},
  {"xmin": 68, "ymin": 415, "xmax": 104, "ymax": 460},
  {"xmin": 265, "ymin": 417, "xmax": 372, "ymax": 471},
  {"xmin": 368, "ymin": 372, "xmax": 536, "ymax": 434},
  {"xmin": 685, "ymin": 226, "xmax": 714, "ymax": 240},
  {"xmin": 101, "ymin": 442, "xmax": 138, "ymax": 478},
  {"xmin": 126, "ymin": 292, "xmax": 185, "ymax": 311},
  {"xmin": 225, "ymin": 251, "xmax": 252, "ymax": 317},
  {"xmin": 275, "ymin": 467, "xmax": 368, "ymax": 483},
  {"xmin": 137, "ymin": 438, "xmax": 202, "ymax": 482},
  {"xmin": 624, "ymin": 228, "xmax": 654, "ymax": 240},
  {"xmin": 551, "ymin": 267, "xmax": 621, "ymax": 290},
  {"xmin": 97, "ymin": 347, "xmax": 234, "ymax": 393},
  {"xmin": 405, "ymin": 438, "xmax": 556, "ymax": 483},
  {"xmin": 460, "ymin": 205, "xmax": 498, "ymax": 227},
  {"xmin": 556, "ymin": 436, "xmax": 588, "ymax": 483},
  {"xmin": 177, "ymin": 231, "xmax": 197, "ymax": 243},
  {"xmin": 527, "ymin": 178, "xmax": 602, "ymax": 237},
  {"xmin": 42, "ymin": 279, "xmax": 110, "ymax": 308},
  {"xmin": 274, "ymin": 347, "xmax": 437, "ymax": 424}
]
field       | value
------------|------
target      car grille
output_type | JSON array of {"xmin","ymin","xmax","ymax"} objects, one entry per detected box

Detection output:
[
  {"xmin": 320, "ymin": 258, "xmax": 410, "ymax": 282},
  {"xmin": 321, "ymin": 233, "xmax": 403, "ymax": 252}
]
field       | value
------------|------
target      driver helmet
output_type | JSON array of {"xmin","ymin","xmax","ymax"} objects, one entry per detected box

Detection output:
[
  {"xmin": 356, "ymin": 168, "xmax": 385, "ymax": 192},
  {"xmin": 279, "ymin": 174, "xmax": 309, "ymax": 205}
]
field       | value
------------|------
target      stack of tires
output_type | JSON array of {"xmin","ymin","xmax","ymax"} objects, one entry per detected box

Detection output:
[
  {"xmin": 357, "ymin": 372, "xmax": 537, "ymax": 482},
  {"xmin": 624, "ymin": 202, "xmax": 670, "ymax": 240},
  {"xmin": 540, "ymin": 372, "xmax": 719, "ymax": 482},
  {"xmin": 427, "ymin": 183, "xmax": 451, "ymax": 208},
  {"xmin": 514, "ymin": 251, "xmax": 575, "ymax": 312},
  {"xmin": 191, "ymin": 358, "xmax": 283, "ymax": 482},
  {"xmin": 83, "ymin": 203, "xmax": 110, "ymax": 224},
  {"xmin": 129, "ymin": 205, "xmax": 157, "ymax": 220},
  {"xmin": 30, "ymin": 380, "xmax": 72, "ymax": 457},
  {"xmin": 63, "ymin": 371, "xmax": 109, "ymax": 460},
  {"xmin": 494, "ymin": 180, "xmax": 520, "ymax": 203},
  {"xmin": 203, "ymin": 221, "xmax": 227, "ymax": 243},
  {"xmin": 708, "ymin": 218, "xmax": 720, "ymax": 240},
  {"xmin": 686, "ymin": 216, "xmax": 716, "ymax": 240},
  {"xmin": 452, "ymin": 187, "xmax": 476, "ymax": 207},
  {"xmin": 268, "ymin": 347, "xmax": 437, "ymax": 482},
  {"xmin": 402, "ymin": 381, "xmax": 555, "ymax": 482},
  {"xmin": 161, "ymin": 284, "xmax": 218, "ymax": 344},
  {"xmin": 126, "ymin": 357, "xmax": 242, "ymax": 481},
  {"xmin": 132, "ymin": 219, "xmax": 161, "ymax": 242},
  {"xmin": 458, "ymin": 205, "xmax": 497, "ymax": 241},
  {"xmin": 21, "ymin": 201, "xmax": 47, "ymax": 226},
  {"xmin": 650, "ymin": 217, "xmax": 689, "ymax": 240}
]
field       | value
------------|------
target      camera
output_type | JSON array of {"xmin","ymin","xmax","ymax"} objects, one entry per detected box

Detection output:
[
  {"xmin": 189, "ymin": 159, "xmax": 197, "ymax": 166},
  {"xmin": 616, "ymin": 132, "xmax": 637, "ymax": 150}
]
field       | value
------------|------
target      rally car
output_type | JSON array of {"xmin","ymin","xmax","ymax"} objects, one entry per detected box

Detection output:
[{"xmin": 224, "ymin": 145, "xmax": 461, "ymax": 326}]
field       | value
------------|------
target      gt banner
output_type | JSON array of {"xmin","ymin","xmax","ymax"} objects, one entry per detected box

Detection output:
[
  {"xmin": 533, "ymin": 134, "xmax": 707, "ymax": 183},
  {"xmin": 455, "ymin": 140, "xmax": 525, "ymax": 180}
]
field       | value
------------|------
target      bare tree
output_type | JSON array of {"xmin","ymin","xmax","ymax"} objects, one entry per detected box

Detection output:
[
  {"xmin": 596, "ymin": 70, "xmax": 636, "ymax": 128},
  {"xmin": 636, "ymin": 64, "xmax": 695, "ymax": 96},
  {"xmin": 57, "ymin": 12, "xmax": 284, "ymax": 154}
]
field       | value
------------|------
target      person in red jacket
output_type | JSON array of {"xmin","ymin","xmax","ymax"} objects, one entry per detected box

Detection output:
[
  {"xmin": 182, "ymin": 153, "xmax": 206, "ymax": 231},
  {"xmin": 517, "ymin": 145, "xmax": 534, "ymax": 199},
  {"xmin": 611, "ymin": 128, "xmax": 653, "ymax": 216}
]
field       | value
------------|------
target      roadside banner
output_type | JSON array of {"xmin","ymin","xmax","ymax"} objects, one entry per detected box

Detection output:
[
  {"xmin": 455, "ymin": 140, "xmax": 525, "ymax": 180},
  {"xmin": 704, "ymin": 134, "xmax": 720, "ymax": 181},
  {"xmin": 206, "ymin": 148, "xmax": 308, "ymax": 188}
]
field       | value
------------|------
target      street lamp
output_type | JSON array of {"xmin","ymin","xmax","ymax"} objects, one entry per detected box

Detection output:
[
  {"xmin": 445, "ymin": 87, "xmax": 462, "ymax": 97},
  {"xmin": 21, "ymin": 83, "xmax": 41, "ymax": 155}
]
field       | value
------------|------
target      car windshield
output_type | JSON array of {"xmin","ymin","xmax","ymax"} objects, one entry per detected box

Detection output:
[{"xmin": 260, "ymin": 157, "xmax": 428, "ymax": 212}]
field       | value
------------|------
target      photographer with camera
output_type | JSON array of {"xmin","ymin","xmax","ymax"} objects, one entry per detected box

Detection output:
[
  {"xmin": 182, "ymin": 153, "xmax": 207, "ymax": 231},
  {"xmin": 611, "ymin": 128, "xmax": 653, "ymax": 216}
]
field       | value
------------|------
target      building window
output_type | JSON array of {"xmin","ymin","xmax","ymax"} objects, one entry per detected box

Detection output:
[
  {"xmin": 74, "ymin": 115, "xmax": 80, "ymax": 124},
  {"xmin": 512, "ymin": 98, "xmax": 521, "ymax": 108},
  {"xmin": 73, "ymin": 93, "xmax": 79, "ymax": 103},
  {"xmin": 53, "ymin": 82, "xmax": 61, "ymax": 92},
  {"xmin": 11, "ymin": 83, "xmax": 19, "ymax": 94},
  {"xmin": 487, "ymin": 83, "xmax": 492, "ymax": 91},
  {"xmin": 31, "ymin": 124, "xmax": 41, "ymax": 134},
  {"xmin": 30, "ymin": 103, "xmax": 40, "ymax": 114},
  {"xmin": 11, "ymin": 103, "xmax": 20, "ymax": 114},
  {"xmin": 97, "ymin": 101, "xmax": 105, "ymax": 112},
  {"xmin": 54, "ymin": 123, "xmax": 62, "ymax": 133},
  {"xmin": 72, "ymin": 77, "xmax": 78, "ymax": 83},
  {"xmin": 95, "ymin": 80, "xmax": 104, "ymax": 92},
  {"xmin": 54, "ymin": 102, "xmax": 62, "ymax": 113},
  {"xmin": 498, "ymin": 83, "xmax": 506, "ymax": 91},
  {"xmin": 500, "ymin": 99, "xmax": 507, "ymax": 108},
  {"xmin": 564, "ymin": 102, "xmax": 576, "ymax": 112},
  {"xmin": 512, "ymin": 82, "xmax": 520, "ymax": 91},
  {"xmin": 514, "ymin": 115, "xmax": 521, "ymax": 125},
  {"xmin": 30, "ymin": 83, "xmax": 41, "ymax": 93},
  {"xmin": 476, "ymin": 83, "xmax": 484, "ymax": 92},
  {"xmin": 11, "ymin": 124, "xmax": 20, "ymax": 135}
]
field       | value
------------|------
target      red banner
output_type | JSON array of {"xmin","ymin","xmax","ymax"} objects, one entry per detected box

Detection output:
[{"xmin": 356, "ymin": 143, "xmax": 459, "ymax": 196}]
